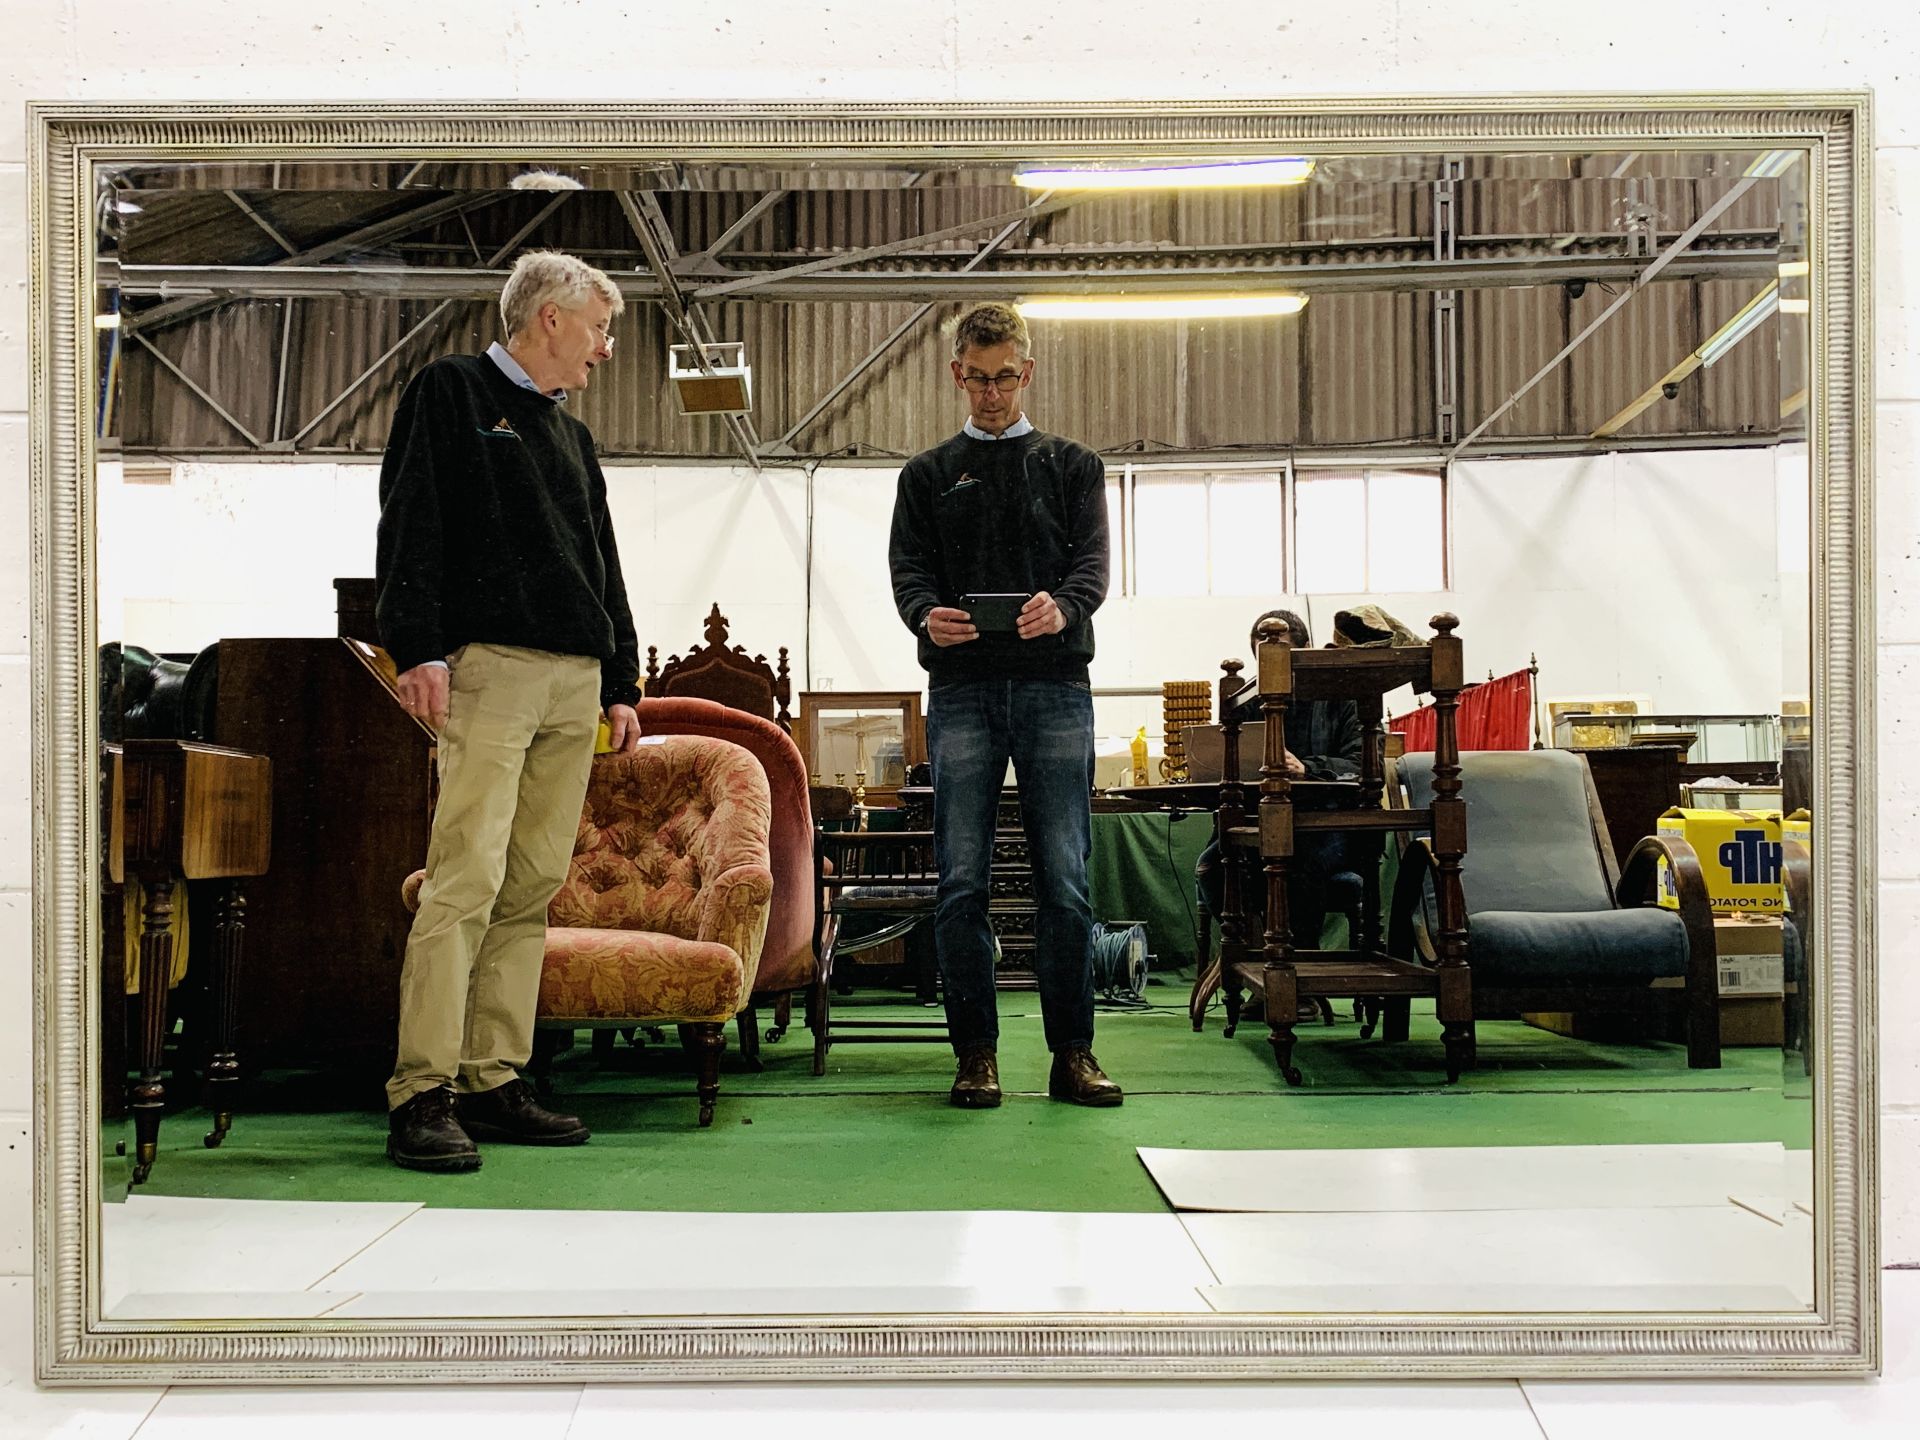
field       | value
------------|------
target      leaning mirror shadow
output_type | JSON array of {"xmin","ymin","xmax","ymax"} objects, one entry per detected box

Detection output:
[{"xmin": 91, "ymin": 148, "xmax": 1816, "ymax": 1322}]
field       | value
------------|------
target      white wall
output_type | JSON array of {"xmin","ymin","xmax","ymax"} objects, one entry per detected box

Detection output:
[
  {"xmin": 97, "ymin": 445, "xmax": 1796, "ymax": 724},
  {"xmin": 5, "ymin": 0, "xmax": 1918, "ymax": 1300}
]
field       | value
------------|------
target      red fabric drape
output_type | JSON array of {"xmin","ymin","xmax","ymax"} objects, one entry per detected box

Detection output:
[{"xmin": 1390, "ymin": 667, "xmax": 1533, "ymax": 752}]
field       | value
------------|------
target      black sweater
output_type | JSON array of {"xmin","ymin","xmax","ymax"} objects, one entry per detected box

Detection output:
[
  {"xmin": 888, "ymin": 429, "xmax": 1109, "ymax": 683},
  {"xmin": 374, "ymin": 354, "xmax": 641, "ymax": 708}
]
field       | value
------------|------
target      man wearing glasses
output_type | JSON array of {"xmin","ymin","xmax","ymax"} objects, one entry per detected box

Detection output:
[
  {"xmin": 376, "ymin": 250, "xmax": 643, "ymax": 1172},
  {"xmin": 888, "ymin": 301, "xmax": 1121, "ymax": 1110}
]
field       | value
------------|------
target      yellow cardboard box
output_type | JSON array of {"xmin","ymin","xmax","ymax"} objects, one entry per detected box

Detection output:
[
  {"xmin": 1656, "ymin": 807, "xmax": 1785, "ymax": 914},
  {"xmin": 1781, "ymin": 811, "xmax": 1810, "ymax": 915}
]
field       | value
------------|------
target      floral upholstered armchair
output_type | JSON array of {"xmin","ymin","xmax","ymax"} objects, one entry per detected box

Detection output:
[{"xmin": 403, "ymin": 734, "xmax": 773, "ymax": 1126}]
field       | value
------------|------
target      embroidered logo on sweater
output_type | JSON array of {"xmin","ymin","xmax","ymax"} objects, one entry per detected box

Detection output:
[
  {"xmin": 942, "ymin": 472, "xmax": 982, "ymax": 496},
  {"xmin": 477, "ymin": 417, "xmax": 522, "ymax": 440}
]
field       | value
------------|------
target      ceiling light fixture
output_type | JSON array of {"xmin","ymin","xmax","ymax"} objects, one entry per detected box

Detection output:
[{"xmin": 667, "ymin": 342, "xmax": 753, "ymax": 415}]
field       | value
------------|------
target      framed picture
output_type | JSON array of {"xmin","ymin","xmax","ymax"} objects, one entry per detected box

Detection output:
[{"xmin": 797, "ymin": 691, "xmax": 926, "ymax": 805}]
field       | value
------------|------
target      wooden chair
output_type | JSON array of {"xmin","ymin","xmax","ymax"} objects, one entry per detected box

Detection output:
[
  {"xmin": 646, "ymin": 603, "xmax": 794, "ymax": 732},
  {"xmin": 811, "ymin": 827, "xmax": 948, "ymax": 1075}
]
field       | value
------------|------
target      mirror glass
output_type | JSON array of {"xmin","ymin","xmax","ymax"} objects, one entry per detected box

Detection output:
[{"xmin": 89, "ymin": 146, "xmax": 1816, "ymax": 1322}]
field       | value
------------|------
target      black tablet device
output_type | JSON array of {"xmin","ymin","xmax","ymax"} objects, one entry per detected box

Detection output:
[{"xmin": 960, "ymin": 592, "xmax": 1031, "ymax": 634}]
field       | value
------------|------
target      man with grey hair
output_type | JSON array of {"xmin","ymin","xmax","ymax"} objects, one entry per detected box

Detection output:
[
  {"xmin": 375, "ymin": 250, "xmax": 642, "ymax": 1172},
  {"xmin": 888, "ymin": 300, "xmax": 1121, "ymax": 1110}
]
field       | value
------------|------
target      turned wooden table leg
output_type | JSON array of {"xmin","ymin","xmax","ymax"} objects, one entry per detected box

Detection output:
[
  {"xmin": 130, "ymin": 873, "xmax": 175, "ymax": 1185},
  {"xmin": 202, "ymin": 882, "xmax": 246, "ymax": 1149},
  {"xmin": 1263, "ymin": 965, "xmax": 1302, "ymax": 1087}
]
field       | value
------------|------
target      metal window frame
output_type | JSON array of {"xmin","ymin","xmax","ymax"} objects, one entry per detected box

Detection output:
[{"xmin": 1291, "ymin": 459, "xmax": 1453, "ymax": 595}]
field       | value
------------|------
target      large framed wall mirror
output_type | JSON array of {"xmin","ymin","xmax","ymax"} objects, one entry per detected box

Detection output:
[{"xmin": 30, "ymin": 98, "xmax": 1877, "ymax": 1384}]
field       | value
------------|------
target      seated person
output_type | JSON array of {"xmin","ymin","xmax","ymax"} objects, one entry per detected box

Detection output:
[{"xmin": 1195, "ymin": 609, "xmax": 1363, "ymax": 964}]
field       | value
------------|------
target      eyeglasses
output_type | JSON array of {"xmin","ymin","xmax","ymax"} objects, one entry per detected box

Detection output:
[{"xmin": 960, "ymin": 368, "xmax": 1027, "ymax": 395}]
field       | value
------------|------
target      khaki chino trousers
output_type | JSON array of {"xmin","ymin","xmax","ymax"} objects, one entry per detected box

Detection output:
[{"xmin": 386, "ymin": 643, "xmax": 601, "ymax": 1110}]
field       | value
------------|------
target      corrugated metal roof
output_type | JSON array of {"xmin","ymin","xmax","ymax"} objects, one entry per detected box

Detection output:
[
  {"xmin": 1460, "ymin": 284, "xmax": 1569, "ymax": 440},
  {"xmin": 110, "ymin": 153, "xmax": 1795, "ymax": 458}
]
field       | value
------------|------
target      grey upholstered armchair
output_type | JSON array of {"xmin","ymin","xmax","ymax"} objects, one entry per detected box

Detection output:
[{"xmin": 1392, "ymin": 749, "xmax": 1721, "ymax": 1069}]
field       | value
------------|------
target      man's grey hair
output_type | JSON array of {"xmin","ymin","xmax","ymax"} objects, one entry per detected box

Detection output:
[
  {"xmin": 499, "ymin": 251, "xmax": 624, "ymax": 339},
  {"xmin": 509, "ymin": 170, "xmax": 586, "ymax": 192},
  {"xmin": 949, "ymin": 301, "xmax": 1031, "ymax": 361}
]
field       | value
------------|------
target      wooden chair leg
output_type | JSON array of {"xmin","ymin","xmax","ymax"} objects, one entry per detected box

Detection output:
[
  {"xmin": 1687, "ymin": 969, "xmax": 1723, "ymax": 1070},
  {"xmin": 679, "ymin": 1023, "xmax": 726, "ymax": 1127},
  {"xmin": 810, "ymin": 946, "xmax": 835, "ymax": 1076},
  {"xmin": 1189, "ymin": 907, "xmax": 1215, "ymax": 1033},
  {"xmin": 811, "ymin": 977, "xmax": 832, "ymax": 1076},
  {"xmin": 1382, "ymin": 997, "xmax": 1412, "ymax": 1043},
  {"xmin": 736, "ymin": 1007, "xmax": 764, "ymax": 1072},
  {"xmin": 528, "ymin": 1028, "xmax": 568, "ymax": 1098},
  {"xmin": 770, "ymin": 991, "xmax": 792, "ymax": 1042}
]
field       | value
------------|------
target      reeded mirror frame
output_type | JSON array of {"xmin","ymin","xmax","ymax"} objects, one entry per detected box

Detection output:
[{"xmin": 29, "ymin": 95, "xmax": 1877, "ymax": 1385}]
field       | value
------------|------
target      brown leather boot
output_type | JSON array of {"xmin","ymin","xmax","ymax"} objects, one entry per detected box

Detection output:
[
  {"xmin": 1048, "ymin": 1045, "xmax": 1124, "ymax": 1107},
  {"xmin": 387, "ymin": 1086, "xmax": 481, "ymax": 1173},
  {"xmin": 949, "ymin": 1045, "xmax": 1002, "ymax": 1108},
  {"xmin": 457, "ymin": 1078, "xmax": 590, "ymax": 1146}
]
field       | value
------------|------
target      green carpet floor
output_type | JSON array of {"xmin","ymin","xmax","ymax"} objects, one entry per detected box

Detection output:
[{"xmin": 133, "ymin": 983, "xmax": 1812, "ymax": 1214}]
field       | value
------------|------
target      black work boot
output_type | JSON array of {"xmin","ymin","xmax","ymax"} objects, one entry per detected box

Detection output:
[
  {"xmin": 949, "ymin": 1044, "xmax": 1002, "ymax": 1108},
  {"xmin": 457, "ymin": 1078, "xmax": 591, "ymax": 1145},
  {"xmin": 1048, "ymin": 1045, "xmax": 1124, "ymax": 1107},
  {"xmin": 387, "ymin": 1086, "xmax": 481, "ymax": 1173}
]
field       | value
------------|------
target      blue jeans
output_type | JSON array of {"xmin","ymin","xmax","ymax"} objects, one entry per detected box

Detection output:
[{"xmin": 926, "ymin": 678, "xmax": 1096, "ymax": 1053}]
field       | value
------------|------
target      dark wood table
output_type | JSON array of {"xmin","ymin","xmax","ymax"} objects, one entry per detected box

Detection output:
[{"xmin": 1211, "ymin": 618, "xmax": 1474, "ymax": 1085}]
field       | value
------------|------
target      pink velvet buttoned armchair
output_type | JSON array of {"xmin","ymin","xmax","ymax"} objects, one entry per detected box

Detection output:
[{"xmin": 403, "ymin": 733, "xmax": 773, "ymax": 1126}]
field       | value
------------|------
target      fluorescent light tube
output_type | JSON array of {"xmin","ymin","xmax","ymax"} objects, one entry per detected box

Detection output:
[
  {"xmin": 1017, "ymin": 294, "xmax": 1307, "ymax": 322},
  {"xmin": 1696, "ymin": 284, "xmax": 1779, "ymax": 367},
  {"xmin": 1013, "ymin": 158, "xmax": 1315, "ymax": 190},
  {"xmin": 1744, "ymin": 150, "xmax": 1800, "ymax": 179}
]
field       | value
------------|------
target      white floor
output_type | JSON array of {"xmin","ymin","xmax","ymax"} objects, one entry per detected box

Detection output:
[
  {"xmin": 2, "ymin": 1272, "xmax": 1914, "ymax": 1438},
  {"xmin": 91, "ymin": 1142, "xmax": 1822, "ymax": 1320},
  {"xmin": 3, "ymin": 1141, "xmax": 1884, "ymax": 1437}
]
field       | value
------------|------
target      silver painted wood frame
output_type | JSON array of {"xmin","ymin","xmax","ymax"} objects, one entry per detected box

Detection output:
[{"xmin": 28, "ymin": 96, "xmax": 1878, "ymax": 1385}]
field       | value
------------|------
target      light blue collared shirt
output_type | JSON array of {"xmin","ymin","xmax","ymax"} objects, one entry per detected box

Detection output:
[
  {"xmin": 486, "ymin": 341, "xmax": 566, "ymax": 402},
  {"xmin": 963, "ymin": 414, "xmax": 1035, "ymax": 441}
]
